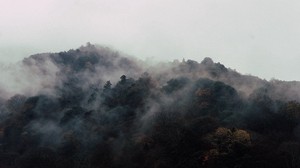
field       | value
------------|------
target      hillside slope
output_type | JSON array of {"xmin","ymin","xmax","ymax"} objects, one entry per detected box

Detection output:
[{"xmin": 0, "ymin": 44, "xmax": 300, "ymax": 168}]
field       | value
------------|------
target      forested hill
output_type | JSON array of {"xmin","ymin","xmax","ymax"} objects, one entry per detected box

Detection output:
[{"xmin": 1, "ymin": 44, "xmax": 300, "ymax": 167}]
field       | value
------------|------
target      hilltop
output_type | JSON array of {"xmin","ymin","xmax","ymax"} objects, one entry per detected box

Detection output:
[{"xmin": 0, "ymin": 44, "xmax": 300, "ymax": 168}]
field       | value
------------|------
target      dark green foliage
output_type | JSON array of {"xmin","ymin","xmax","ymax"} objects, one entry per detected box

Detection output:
[
  {"xmin": 1, "ymin": 45, "xmax": 300, "ymax": 168},
  {"xmin": 163, "ymin": 77, "xmax": 190, "ymax": 94},
  {"xmin": 17, "ymin": 147, "xmax": 57, "ymax": 168}
]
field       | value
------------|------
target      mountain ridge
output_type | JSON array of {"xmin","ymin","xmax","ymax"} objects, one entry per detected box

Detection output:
[
  {"xmin": 21, "ymin": 43, "xmax": 300, "ymax": 101},
  {"xmin": 0, "ymin": 44, "xmax": 299, "ymax": 167}
]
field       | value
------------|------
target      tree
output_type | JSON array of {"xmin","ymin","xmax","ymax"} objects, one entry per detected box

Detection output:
[
  {"xmin": 104, "ymin": 81, "xmax": 112, "ymax": 90},
  {"xmin": 202, "ymin": 127, "xmax": 252, "ymax": 167},
  {"xmin": 283, "ymin": 101, "xmax": 300, "ymax": 121},
  {"xmin": 120, "ymin": 75, "xmax": 127, "ymax": 84},
  {"xmin": 278, "ymin": 141, "xmax": 300, "ymax": 168},
  {"xmin": 6, "ymin": 94, "xmax": 26, "ymax": 113}
]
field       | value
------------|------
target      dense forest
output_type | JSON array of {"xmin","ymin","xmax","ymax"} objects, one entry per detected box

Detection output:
[{"xmin": 1, "ymin": 44, "xmax": 300, "ymax": 168}]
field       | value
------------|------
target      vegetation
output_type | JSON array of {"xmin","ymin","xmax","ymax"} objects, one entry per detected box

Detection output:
[{"xmin": 0, "ymin": 44, "xmax": 300, "ymax": 167}]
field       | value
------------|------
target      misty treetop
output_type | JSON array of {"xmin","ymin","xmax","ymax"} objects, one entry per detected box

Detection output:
[{"xmin": 0, "ymin": 44, "xmax": 300, "ymax": 167}]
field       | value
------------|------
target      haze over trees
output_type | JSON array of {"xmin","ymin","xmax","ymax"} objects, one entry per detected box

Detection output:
[{"xmin": 0, "ymin": 44, "xmax": 300, "ymax": 167}]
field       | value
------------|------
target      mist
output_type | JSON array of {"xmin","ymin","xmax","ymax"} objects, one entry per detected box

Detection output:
[
  {"xmin": 2, "ymin": 0, "xmax": 300, "ymax": 80},
  {"xmin": 0, "ymin": 44, "xmax": 300, "ymax": 167}
]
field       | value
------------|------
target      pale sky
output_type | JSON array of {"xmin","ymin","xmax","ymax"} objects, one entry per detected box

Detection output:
[{"xmin": 1, "ymin": 0, "xmax": 300, "ymax": 81}]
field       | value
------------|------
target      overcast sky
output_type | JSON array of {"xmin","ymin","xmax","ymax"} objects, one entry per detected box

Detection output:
[{"xmin": 1, "ymin": 0, "xmax": 300, "ymax": 80}]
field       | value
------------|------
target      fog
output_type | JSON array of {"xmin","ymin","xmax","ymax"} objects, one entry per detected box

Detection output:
[
  {"xmin": 1, "ymin": 0, "xmax": 300, "ymax": 80},
  {"xmin": 0, "ymin": 44, "xmax": 299, "ymax": 167}
]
